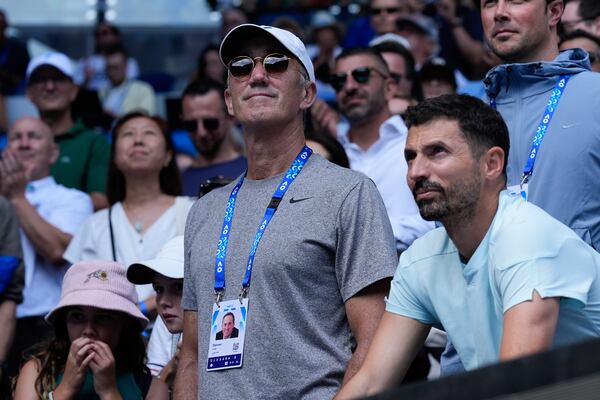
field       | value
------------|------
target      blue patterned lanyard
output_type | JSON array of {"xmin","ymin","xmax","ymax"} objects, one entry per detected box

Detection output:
[
  {"xmin": 214, "ymin": 145, "xmax": 312, "ymax": 302},
  {"xmin": 490, "ymin": 75, "xmax": 570, "ymax": 186}
]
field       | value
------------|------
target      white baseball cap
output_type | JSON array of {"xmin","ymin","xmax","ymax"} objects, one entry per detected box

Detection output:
[
  {"xmin": 219, "ymin": 24, "xmax": 315, "ymax": 83},
  {"xmin": 27, "ymin": 52, "xmax": 75, "ymax": 81},
  {"xmin": 127, "ymin": 236, "xmax": 184, "ymax": 284},
  {"xmin": 369, "ymin": 33, "xmax": 412, "ymax": 51}
]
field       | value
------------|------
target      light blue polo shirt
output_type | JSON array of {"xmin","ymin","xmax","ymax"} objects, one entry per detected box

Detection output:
[{"xmin": 386, "ymin": 191, "xmax": 600, "ymax": 370}]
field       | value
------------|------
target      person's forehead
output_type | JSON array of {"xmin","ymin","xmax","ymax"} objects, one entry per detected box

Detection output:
[
  {"xmin": 31, "ymin": 65, "xmax": 68, "ymax": 78},
  {"xmin": 381, "ymin": 52, "xmax": 407, "ymax": 72},
  {"xmin": 153, "ymin": 274, "xmax": 183, "ymax": 285},
  {"xmin": 407, "ymin": 119, "xmax": 465, "ymax": 147},
  {"xmin": 9, "ymin": 118, "xmax": 51, "ymax": 138},
  {"xmin": 562, "ymin": 37, "xmax": 599, "ymax": 52},
  {"xmin": 336, "ymin": 53, "xmax": 382, "ymax": 71},
  {"xmin": 182, "ymin": 91, "xmax": 225, "ymax": 115},
  {"xmin": 372, "ymin": 0, "xmax": 403, "ymax": 8}
]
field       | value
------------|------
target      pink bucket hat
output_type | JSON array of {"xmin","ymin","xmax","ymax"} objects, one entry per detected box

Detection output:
[{"xmin": 46, "ymin": 260, "xmax": 148, "ymax": 329}]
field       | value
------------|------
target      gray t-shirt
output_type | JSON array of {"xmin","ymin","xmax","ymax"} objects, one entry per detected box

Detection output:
[{"xmin": 182, "ymin": 154, "xmax": 397, "ymax": 399}]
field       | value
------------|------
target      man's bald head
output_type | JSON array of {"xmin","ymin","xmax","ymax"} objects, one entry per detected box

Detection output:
[{"xmin": 7, "ymin": 117, "xmax": 58, "ymax": 181}]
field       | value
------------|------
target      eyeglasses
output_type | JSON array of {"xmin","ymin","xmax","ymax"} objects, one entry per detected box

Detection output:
[
  {"xmin": 182, "ymin": 117, "xmax": 220, "ymax": 132},
  {"xmin": 228, "ymin": 53, "xmax": 290, "ymax": 79},
  {"xmin": 330, "ymin": 67, "xmax": 388, "ymax": 92},
  {"xmin": 370, "ymin": 7, "xmax": 402, "ymax": 15}
]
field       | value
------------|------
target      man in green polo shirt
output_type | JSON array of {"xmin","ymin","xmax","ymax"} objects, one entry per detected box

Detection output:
[{"xmin": 26, "ymin": 52, "xmax": 109, "ymax": 210}]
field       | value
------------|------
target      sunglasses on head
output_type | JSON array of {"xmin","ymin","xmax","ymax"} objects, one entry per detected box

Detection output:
[
  {"xmin": 330, "ymin": 67, "xmax": 388, "ymax": 92},
  {"xmin": 370, "ymin": 7, "xmax": 401, "ymax": 15},
  {"xmin": 181, "ymin": 117, "xmax": 220, "ymax": 132},
  {"xmin": 228, "ymin": 53, "xmax": 290, "ymax": 79}
]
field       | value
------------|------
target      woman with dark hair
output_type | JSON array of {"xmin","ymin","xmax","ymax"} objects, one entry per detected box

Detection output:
[
  {"xmin": 193, "ymin": 44, "xmax": 226, "ymax": 85},
  {"xmin": 64, "ymin": 112, "xmax": 193, "ymax": 319},
  {"xmin": 14, "ymin": 260, "xmax": 168, "ymax": 399}
]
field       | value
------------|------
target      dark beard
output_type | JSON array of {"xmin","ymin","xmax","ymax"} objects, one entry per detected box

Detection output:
[{"xmin": 414, "ymin": 170, "xmax": 482, "ymax": 226}]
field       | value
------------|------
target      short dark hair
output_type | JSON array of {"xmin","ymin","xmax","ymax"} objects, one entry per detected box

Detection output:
[
  {"xmin": 579, "ymin": 0, "xmax": 600, "ymax": 20},
  {"xmin": 223, "ymin": 312, "xmax": 235, "ymax": 322},
  {"xmin": 419, "ymin": 60, "xmax": 457, "ymax": 89},
  {"xmin": 104, "ymin": 43, "xmax": 128, "ymax": 58},
  {"xmin": 182, "ymin": 79, "xmax": 225, "ymax": 100},
  {"xmin": 560, "ymin": 28, "xmax": 600, "ymax": 47},
  {"xmin": 334, "ymin": 47, "xmax": 390, "ymax": 75},
  {"xmin": 404, "ymin": 94, "xmax": 509, "ymax": 177},
  {"xmin": 371, "ymin": 41, "xmax": 416, "ymax": 79},
  {"xmin": 107, "ymin": 111, "xmax": 181, "ymax": 205}
]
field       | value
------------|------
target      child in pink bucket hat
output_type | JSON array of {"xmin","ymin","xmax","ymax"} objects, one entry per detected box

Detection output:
[{"xmin": 14, "ymin": 260, "xmax": 168, "ymax": 399}]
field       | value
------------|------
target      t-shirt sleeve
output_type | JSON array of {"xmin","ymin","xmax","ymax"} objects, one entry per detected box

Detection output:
[
  {"xmin": 85, "ymin": 134, "xmax": 110, "ymax": 193},
  {"xmin": 495, "ymin": 237, "xmax": 598, "ymax": 313},
  {"xmin": 63, "ymin": 212, "xmax": 99, "ymax": 264},
  {"xmin": 47, "ymin": 190, "xmax": 94, "ymax": 236},
  {"xmin": 385, "ymin": 260, "xmax": 437, "ymax": 326},
  {"xmin": 334, "ymin": 178, "xmax": 397, "ymax": 301},
  {"xmin": 182, "ymin": 201, "xmax": 201, "ymax": 311}
]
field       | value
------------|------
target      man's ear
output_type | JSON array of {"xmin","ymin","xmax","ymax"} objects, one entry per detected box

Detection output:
[
  {"xmin": 483, "ymin": 146, "xmax": 505, "ymax": 181},
  {"xmin": 300, "ymin": 81, "xmax": 317, "ymax": 111},
  {"xmin": 384, "ymin": 77, "xmax": 397, "ymax": 103},
  {"xmin": 49, "ymin": 142, "xmax": 60, "ymax": 165},
  {"xmin": 548, "ymin": 0, "xmax": 565, "ymax": 29},
  {"xmin": 224, "ymin": 88, "xmax": 235, "ymax": 117},
  {"xmin": 68, "ymin": 82, "xmax": 79, "ymax": 103}
]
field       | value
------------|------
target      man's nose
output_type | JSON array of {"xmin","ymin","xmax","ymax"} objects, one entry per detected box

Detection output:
[{"xmin": 248, "ymin": 60, "xmax": 268, "ymax": 85}]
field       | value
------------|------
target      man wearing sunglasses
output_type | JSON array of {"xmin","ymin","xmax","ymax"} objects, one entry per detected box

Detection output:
[
  {"xmin": 179, "ymin": 80, "xmax": 246, "ymax": 197},
  {"xmin": 333, "ymin": 48, "xmax": 434, "ymax": 255},
  {"xmin": 175, "ymin": 25, "xmax": 398, "ymax": 400},
  {"xmin": 370, "ymin": 0, "xmax": 410, "ymax": 36}
]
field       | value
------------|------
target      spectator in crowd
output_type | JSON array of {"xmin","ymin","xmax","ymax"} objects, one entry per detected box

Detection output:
[
  {"xmin": 435, "ymin": 0, "xmax": 490, "ymax": 80},
  {"xmin": 193, "ymin": 44, "xmax": 226, "ymax": 85},
  {"xmin": 332, "ymin": 47, "xmax": 434, "ymax": 253},
  {"xmin": 395, "ymin": 15, "xmax": 439, "ymax": 69},
  {"xmin": 0, "ymin": 9, "xmax": 29, "ymax": 96},
  {"xmin": 483, "ymin": 0, "xmax": 600, "ymax": 250},
  {"xmin": 371, "ymin": 0, "xmax": 410, "ymax": 36},
  {"xmin": 304, "ymin": 128, "xmax": 350, "ymax": 168},
  {"xmin": 100, "ymin": 45, "xmax": 157, "ymax": 118},
  {"xmin": 2, "ymin": 116, "xmax": 93, "ymax": 379},
  {"xmin": 370, "ymin": 34, "xmax": 421, "ymax": 114},
  {"xmin": 13, "ymin": 260, "xmax": 168, "ymax": 399},
  {"xmin": 419, "ymin": 59, "xmax": 457, "ymax": 99},
  {"xmin": 75, "ymin": 21, "xmax": 140, "ymax": 91},
  {"xmin": 335, "ymin": 94, "xmax": 600, "ymax": 399},
  {"xmin": 64, "ymin": 112, "xmax": 193, "ymax": 321},
  {"xmin": 220, "ymin": 8, "xmax": 249, "ymax": 39},
  {"xmin": 128, "ymin": 236, "xmax": 184, "ymax": 390},
  {"xmin": 180, "ymin": 80, "xmax": 246, "ymax": 197},
  {"xmin": 559, "ymin": 29, "xmax": 600, "ymax": 72},
  {"xmin": 562, "ymin": 0, "xmax": 600, "ymax": 36},
  {"xmin": 175, "ymin": 25, "xmax": 397, "ymax": 399},
  {"xmin": 26, "ymin": 52, "xmax": 110, "ymax": 210},
  {"xmin": 0, "ymin": 197, "xmax": 24, "ymax": 395}
]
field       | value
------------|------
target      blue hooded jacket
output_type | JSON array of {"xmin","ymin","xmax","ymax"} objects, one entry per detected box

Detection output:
[{"xmin": 484, "ymin": 49, "xmax": 600, "ymax": 251}]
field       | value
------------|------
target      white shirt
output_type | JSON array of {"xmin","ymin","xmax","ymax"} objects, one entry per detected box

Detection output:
[
  {"xmin": 17, "ymin": 176, "xmax": 94, "ymax": 318},
  {"xmin": 147, "ymin": 316, "xmax": 182, "ymax": 376},
  {"xmin": 338, "ymin": 115, "xmax": 435, "ymax": 251},
  {"xmin": 64, "ymin": 196, "xmax": 194, "ymax": 300}
]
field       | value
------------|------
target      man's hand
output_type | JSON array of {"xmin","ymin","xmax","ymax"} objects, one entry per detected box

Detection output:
[
  {"xmin": 310, "ymin": 100, "xmax": 340, "ymax": 138},
  {"xmin": 0, "ymin": 150, "xmax": 28, "ymax": 200}
]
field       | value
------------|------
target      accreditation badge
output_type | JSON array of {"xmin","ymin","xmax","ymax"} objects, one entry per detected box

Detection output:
[
  {"xmin": 207, "ymin": 298, "xmax": 248, "ymax": 371},
  {"xmin": 507, "ymin": 183, "xmax": 528, "ymax": 201}
]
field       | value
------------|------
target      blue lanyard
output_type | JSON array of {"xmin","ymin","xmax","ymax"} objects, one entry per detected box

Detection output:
[
  {"xmin": 214, "ymin": 145, "xmax": 312, "ymax": 301},
  {"xmin": 490, "ymin": 75, "xmax": 570, "ymax": 185}
]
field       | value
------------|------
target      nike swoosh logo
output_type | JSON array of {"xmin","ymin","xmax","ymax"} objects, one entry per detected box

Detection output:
[
  {"xmin": 562, "ymin": 123, "xmax": 580, "ymax": 129},
  {"xmin": 289, "ymin": 197, "xmax": 312, "ymax": 204}
]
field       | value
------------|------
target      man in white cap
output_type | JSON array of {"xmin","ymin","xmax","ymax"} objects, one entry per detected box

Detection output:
[
  {"xmin": 175, "ymin": 25, "xmax": 397, "ymax": 399},
  {"xmin": 26, "ymin": 52, "xmax": 110, "ymax": 210}
]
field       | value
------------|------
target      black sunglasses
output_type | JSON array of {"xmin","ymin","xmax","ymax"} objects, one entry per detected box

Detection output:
[
  {"xmin": 370, "ymin": 7, "xmax": 401, "ymax": 15},
  {"xmin": 228, "ymin": 53, "xmax": 290, "ymax": 79},
  {"xmin": 182, "ymin": 118, "xmax": 220, "ymax": 132},
  {"xmin": 330, "ymin": 67, "xmax": 388, "ymax": 92}
]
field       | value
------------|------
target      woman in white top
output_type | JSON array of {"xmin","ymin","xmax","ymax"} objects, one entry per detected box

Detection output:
[{"xmin": 65, "ymin": 112, "xmax": 194, "ymax": 318}]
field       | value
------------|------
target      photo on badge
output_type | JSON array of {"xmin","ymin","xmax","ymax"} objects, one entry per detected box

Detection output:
[{"xmin": 207, "ymin": 298, "xmax": 248, "ymax": 371}]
